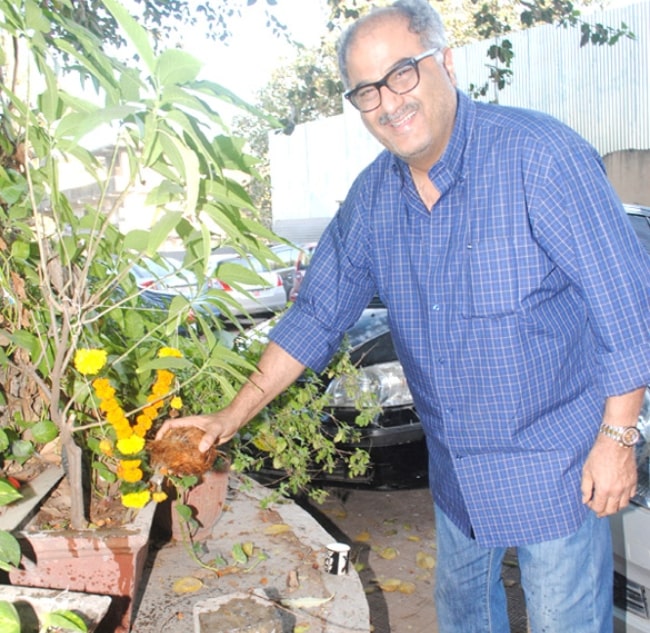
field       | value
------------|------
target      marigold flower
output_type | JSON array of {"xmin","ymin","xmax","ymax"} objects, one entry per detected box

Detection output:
[
  {"xmin": 117, "ymin": 435, "xmax": 146, "ymax": 455},
  {"xmin": 152, "ymin": 491, "xmax": 168, "ymax": 503},
  {"xmin": 170, "ymin": 396, "xmax": 183, "ymax": 410},
  {"xmin": 98, "ymin": 439, "xmax": 113, "ymax": 456},
  {"xmin": 158, "ymin": 347, "xmax": 182, "ymax": 358},
  {"xmin": 92, "ymin": 378, "xmax": 115, "ymax": 398},
  {"xmin": 121, "ymin": 489, "xmax": 151, "ymax": 509},
  {"xmin": 107, "ymin": 408, "xmax": 128, "ymax": 426},
  {"xmin": 74, "ymin": 349, "xmax": 108, "ymax": 376},
  {"xmin": 118, "ymin": 463, "xmax": 144, "ymax": 483},
  {"xmin": 114, "ymin": 424, "xmax": 133, "ymax": 441},
  {"xmin": 100, "ymin": 398, "xmax": 122, "ymax": 415}
]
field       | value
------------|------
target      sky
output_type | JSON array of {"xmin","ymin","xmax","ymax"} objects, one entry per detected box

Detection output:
[{"xmin": 180, "ymin": 0, "xmax": 330, "ymax": 103}]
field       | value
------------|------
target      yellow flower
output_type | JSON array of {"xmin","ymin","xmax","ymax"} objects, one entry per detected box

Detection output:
[
  {"xmin": 116, "ymin": 435, "xmax": 145, "ymax": 455},
  {"xmin": 152, "ymin": 491, "xmax": 168, "ymax": 503},
  {"xmin": 118, "ymin": 463, "xmax": 144, "ymax": 483},
  {"xmin": 170, "ymin": 396, "xmax": 183, "ymax": 410},
  {"xmin": 106, "ymin": 408, "xmax": 128, "ymax": 426},
  {"xmin": 74, "ymin": 349, "xmax": 108, "ymax": 376},
  {"xmin": 92, "ymin": 378, "xmax": 115, "ymax": 398},
  {"xmin": 98, "ymin": 439, "xmax": 113, "ymax": 456},
  {"xmin": 158, "ymin": 347, "xmax": 182, "ymax": 358},
  {"xmin": 121, "ymin": 489, "xmax": 151, "ymax": 509},
  {"xmin": 119, "ymin": 459, "xmax": 142, "ymax": 469}
]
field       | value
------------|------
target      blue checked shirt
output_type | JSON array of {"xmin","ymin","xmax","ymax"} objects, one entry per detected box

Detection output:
[{"xmin": 270, "ymin": 91, "xmax": 650, "ymax": 547}]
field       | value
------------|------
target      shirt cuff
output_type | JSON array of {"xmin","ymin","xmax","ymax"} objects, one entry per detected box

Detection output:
[
  {"xmin": 269, "ymin": 303, "xmax": 345, "ymax": 374},
  {"xmin": 599, "ymin": 341, "xmax": 650, "ymax": 396}
]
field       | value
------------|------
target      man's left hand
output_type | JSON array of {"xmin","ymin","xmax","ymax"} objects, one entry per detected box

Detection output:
[{"xmin": 581, "ymin": 433, "xmax": 637, "ymax": 517}]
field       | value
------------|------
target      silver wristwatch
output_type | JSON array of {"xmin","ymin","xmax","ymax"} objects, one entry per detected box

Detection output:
[{"xmin": 599, "ymin": 422, "xmax": 641, "ymax": 447}]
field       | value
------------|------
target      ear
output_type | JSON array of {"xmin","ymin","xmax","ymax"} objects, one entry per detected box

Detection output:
[{"xmin": 441, "ymin": 47, "xmax": 457, "ymax": 87}]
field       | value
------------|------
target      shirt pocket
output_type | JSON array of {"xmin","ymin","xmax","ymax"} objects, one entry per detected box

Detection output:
[{"xmin": 463, "ymin": 237, "xmax": 519, "ymax": 318}]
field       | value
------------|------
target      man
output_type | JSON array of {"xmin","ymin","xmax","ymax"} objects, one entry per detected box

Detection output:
[{"xmin": 158, "ymin": 0, "xmax": 650, "ymax": 630}]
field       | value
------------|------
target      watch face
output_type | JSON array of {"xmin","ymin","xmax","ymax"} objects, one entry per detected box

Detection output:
[{"xmin": 621, "ymin": 427, "xmax": 641, "ymax": 446}]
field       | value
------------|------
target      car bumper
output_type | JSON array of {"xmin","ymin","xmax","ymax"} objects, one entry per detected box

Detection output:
[{"xmin": 611, "ymin": 504, "xmax": 650, "ymax": 632}]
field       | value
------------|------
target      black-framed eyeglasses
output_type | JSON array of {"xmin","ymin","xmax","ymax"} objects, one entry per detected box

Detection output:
[{"xmin": 344, "ymin": 48, "xmax": 440, "ymax": 113}]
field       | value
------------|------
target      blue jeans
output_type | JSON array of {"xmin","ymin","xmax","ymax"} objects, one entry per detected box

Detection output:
[{"xmin": 434, "ymin": 505, "xmax": 613, "ymax": 633}]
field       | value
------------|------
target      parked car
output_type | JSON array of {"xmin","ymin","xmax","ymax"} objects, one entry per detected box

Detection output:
[
  {"xmin": 288, "ymin": 242, "xmax": 317, "ymax": 302},
  {"xmin": 611, "ymin": 203, "xmax": 650, "ymax": 633},
  {"xmin": 267, "ymin": 243, "xmax": 310, "ymax": 300},
  {"xmin": 209, "ymin": 253, "xmax": 287, "ymax": 317},
  {"xmin": 130, "ymin": 256, "xmax": 221, "ymax": 328}
]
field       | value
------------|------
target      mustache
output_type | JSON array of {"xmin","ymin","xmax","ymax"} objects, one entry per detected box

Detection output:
[{"xmin": 378, "ymin": 102, "xmax": 418, "ymax": 126}]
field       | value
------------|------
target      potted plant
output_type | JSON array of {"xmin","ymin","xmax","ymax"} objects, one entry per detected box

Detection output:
[{"xmin": 0, "ymin": 0, "xmax": 278, "ymax": 629}]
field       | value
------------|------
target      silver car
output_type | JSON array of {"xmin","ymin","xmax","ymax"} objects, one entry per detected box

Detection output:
[{"xmin": 611, "ymin": 204, "xmax": 650, "ymax": 633}]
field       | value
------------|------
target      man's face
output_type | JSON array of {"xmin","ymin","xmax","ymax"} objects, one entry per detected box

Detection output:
[{"xmin": 345, "ymin": 15, "xmax": 458, "ymax": 174}]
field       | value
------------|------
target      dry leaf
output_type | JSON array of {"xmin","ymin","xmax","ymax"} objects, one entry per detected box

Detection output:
[
  {"xmin": 264, "ymin": 523, "xmax": 292, "ymax": 535},
  {"xmin": 354, "ymin": 530, "xmax": 371, "ymax": 543},
  {"xmin": 398, "ymin": 581, "xmax": 416, "ymax": 594},
  {"xmin": 407, "ymin": 535, "xmax": 421, "ymax": 542},
  {"xmin": 376, "ymin": 546, "xmax": 398, "ymax": 560},
  {"xmin": 294, "ymin": 624, "xmax": 311, "ymax": 633},
  {"xmin": 416, "ymin": 552, "xmax": 436, "ymax": 570},
  {"xmin": 172, "ymin": 576, "xmax": 203, "ymax": 594},
  {"xmin": 378, "ymin": 578, "xmax": 402, "ymax": 592},
  {"xmin": 281, "ymin": 595, "xmax": 334, "ymax": 610}
]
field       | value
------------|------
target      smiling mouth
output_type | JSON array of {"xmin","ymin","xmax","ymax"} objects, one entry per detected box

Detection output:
[{"xmin": 380, "ymin": 104, "xmax": 418, "ymax": 128}]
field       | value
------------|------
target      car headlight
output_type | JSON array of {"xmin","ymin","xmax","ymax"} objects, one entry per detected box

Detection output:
[
  {"xmin": 632, "ymin": 386, "xmax": 650, "ymax": 509},
  {"xmin": 325, "ymin": 360, "xmax": 413, "ymax": 408}
]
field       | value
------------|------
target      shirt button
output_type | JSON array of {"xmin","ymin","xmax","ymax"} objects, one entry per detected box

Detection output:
[
  {"xmin": 438, "ymin": 357, "xmax": 445, "ymax": 365},
  {"xmin": 432, "ymin": 304, "xmax": 440, "ymax": 311}
]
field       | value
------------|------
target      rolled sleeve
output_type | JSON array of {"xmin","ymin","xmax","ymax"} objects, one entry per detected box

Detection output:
[{"xmin": 269, "ymin": 303, "xmax": 346, "ymax": 373}]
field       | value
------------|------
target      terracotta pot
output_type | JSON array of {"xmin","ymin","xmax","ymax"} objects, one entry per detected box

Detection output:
[
  {"xmin": 8, "ymin": 499, "xmax": 156, "ymax": 633},
  {"xmin": 158, "ymin": 467, "xmax": 229, "ymax": 542}
]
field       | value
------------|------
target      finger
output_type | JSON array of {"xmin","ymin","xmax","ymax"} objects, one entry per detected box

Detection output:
[
  {"xmin": 198, "ymin": 431, "xmax": 218, "ymax": 453},
  {"xmin": 155, "ymin": 419, "xmax": 174, "ymax": 440},
  {"xmin": 580, "ymin": 474, "xmax": 594, "ymax": 504}
]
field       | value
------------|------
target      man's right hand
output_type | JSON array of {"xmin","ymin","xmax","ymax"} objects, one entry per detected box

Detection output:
[{"xmin": 155, "ymin": 412, "xmax": 241, "ymax": 453}]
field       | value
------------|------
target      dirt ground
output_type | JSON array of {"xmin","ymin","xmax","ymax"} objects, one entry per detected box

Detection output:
[{"xmin": 305, "ymin": 486, "xmax": 529, "ymax": 633}]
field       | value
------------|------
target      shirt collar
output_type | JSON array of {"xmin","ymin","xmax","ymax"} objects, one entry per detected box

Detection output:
[{"xmin": 392, "ymin": 90, "xmax": 474, "ymax": 196}]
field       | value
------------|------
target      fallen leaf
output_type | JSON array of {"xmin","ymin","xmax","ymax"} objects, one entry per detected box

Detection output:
[
  {"xmin": 376, "ymin": 546, "xmax": 398, "ymax": 560},
  {"xmin": 416, "ymin": 551, "xmax": 436, "ymax": 570},
  {"xmin": 407, "ymin": 535, "xmax": 421, "ymax": 542},
  {"xmin": 354, "ymin": 530, "xmax": 371, "ymax": 543},
  {"xmin": 264, "ymin": 523, "xmax": 292, "ymax": 535},
  {"xmin": 353, "ymin": 562, "xmax": 366, "ymax": 573},
  {"xmin": 242, "ymin": 541, "xmax": 255, "ymax": 557},
  {"xmin": 281, "ymin": 595, "xmax": 334, "ymax": 610},
  {"xmin": 172, "ymin": 576, "xmax": 203, "ymax": 594},
  {"xmin": 378, "ymin": 578, "xmax": 402, "ymax": 592},
  {"xmin": 398, "ymin": 581, "xmax": 417, "ymax": 594},
  {"xmin": 294, "ymin": 624, "xmax": 311, "ymax": 633}
]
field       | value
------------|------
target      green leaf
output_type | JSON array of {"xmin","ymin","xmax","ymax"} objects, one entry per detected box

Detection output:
[
  {"xmin": 155, "ymin": 49, "xmax": 202, "ymax": 87},
  {"xmin": 0, "ymin": 530, "xmax": 22, "ymax": 567},
  {"xmin": 146, "ymin": 212, "xmax": 184, "ymax": 256},
  {"xmin": 30, "ymin": 419, "xmax": 58, "ymax": 444},
  {"xmin": 0, "ymin": 600, "xmax": 20, "ymax": 633},
  {"xmin": 0, "ymin": 480, "xmax": 22, "ymax": 507},
  {"xmin": 102, "ymin": 0, "xmax": 155, "ymax": 73},
  {"xmin": 41, "ymin": 609, "xmax": 88, "ymax": 632},
  {"xmin": 54, "ymin": 105, "xmax": 139, "ymax": 145},
  {"xmin": 231, "ymin": 542, "xmax": 248, "ymax": 565}
]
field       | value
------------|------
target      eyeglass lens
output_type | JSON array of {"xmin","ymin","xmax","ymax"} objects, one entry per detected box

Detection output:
[{"xmin": 351, "ymin": 61, "xmax": 419, "ymax": 112}]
